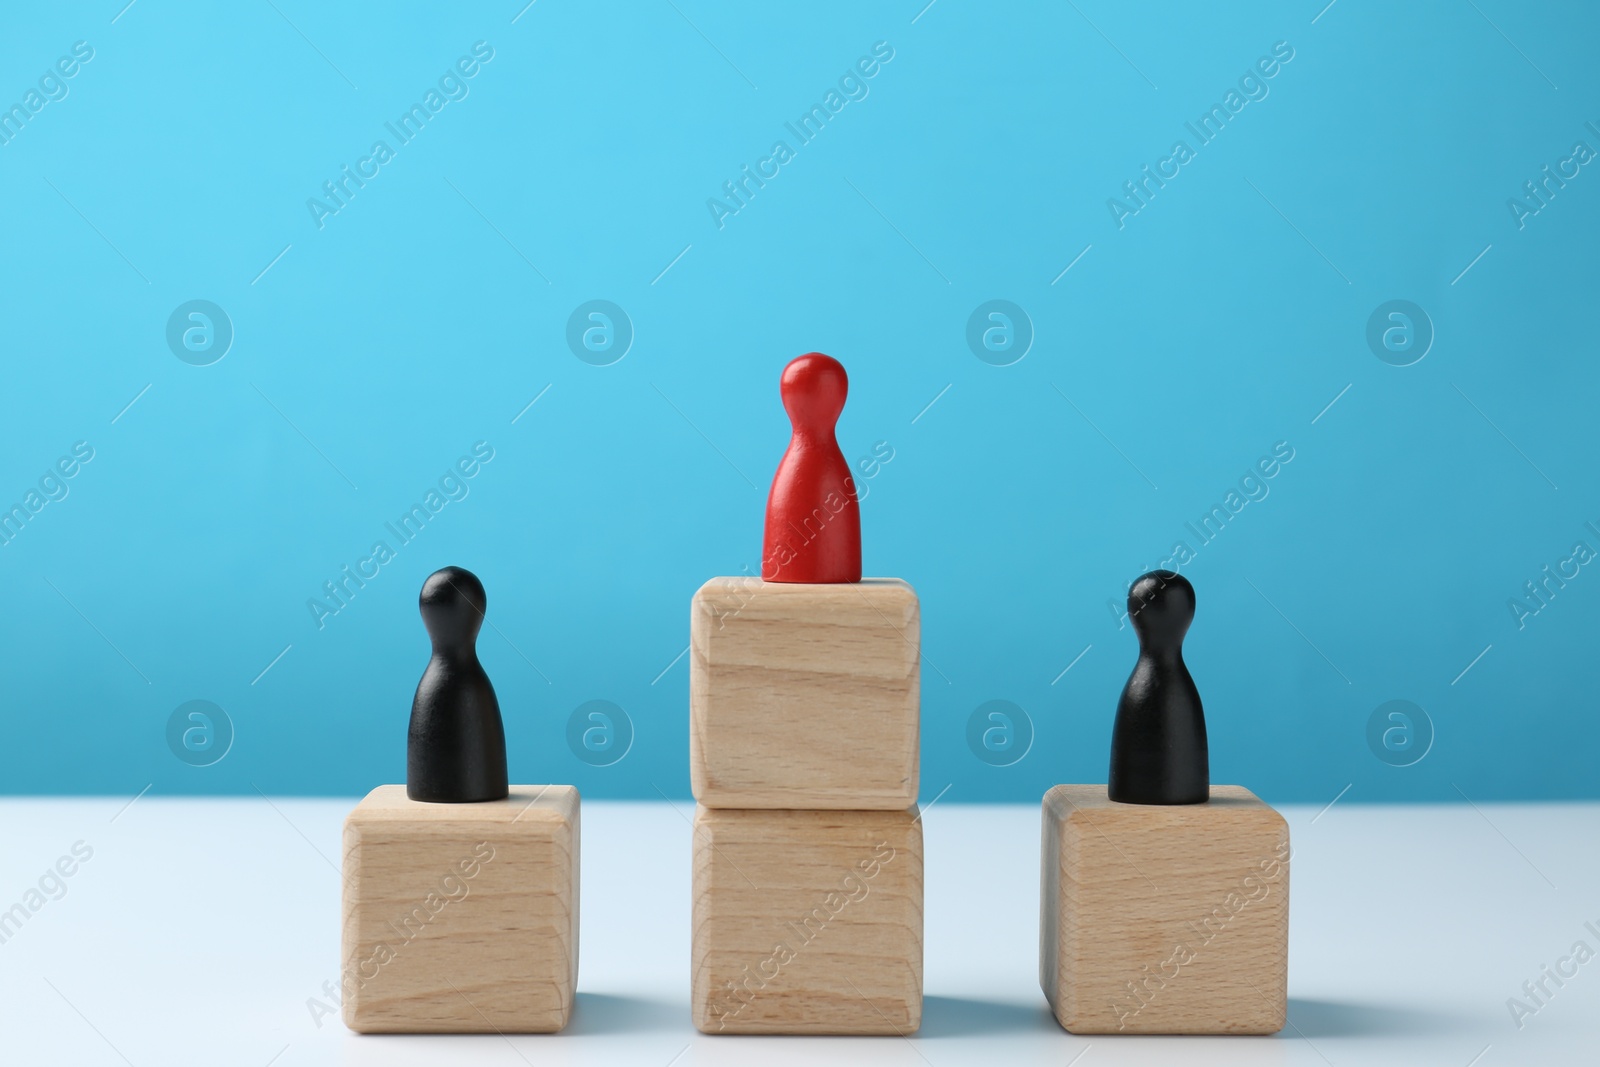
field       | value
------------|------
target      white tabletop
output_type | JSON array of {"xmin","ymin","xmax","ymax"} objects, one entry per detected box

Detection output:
[{"xmin": 1, "ymin": 796, "xmax": 1593, "ymax": 1065}]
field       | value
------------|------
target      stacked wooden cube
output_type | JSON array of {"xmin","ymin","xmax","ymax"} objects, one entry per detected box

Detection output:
[{"xmin": 689, "ymin": 577, "xmax": 924, "ymax": 1034}]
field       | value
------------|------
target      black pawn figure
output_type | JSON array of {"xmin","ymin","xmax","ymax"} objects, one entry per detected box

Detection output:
[
  {"xmin": 406, "ymin": 566, "xmax": 509, "ymax": 803},
  {"xmin": 1108, "ymin": 570, "xmax": 1209, "ymax": 805}
]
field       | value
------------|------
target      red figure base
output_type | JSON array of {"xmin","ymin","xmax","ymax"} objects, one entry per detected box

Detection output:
[{"xmin": 761, "ymin": 353, "xmax": 862, "ymax": 584}]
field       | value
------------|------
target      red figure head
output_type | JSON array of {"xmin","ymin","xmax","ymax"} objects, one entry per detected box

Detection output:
[
  {"xmin": 762, "ymin": 353, "xmax": 862, "ymax": 583},
  {"xmin": 780, "ymin": 353, "xmax": 848, "ymax": 437}
]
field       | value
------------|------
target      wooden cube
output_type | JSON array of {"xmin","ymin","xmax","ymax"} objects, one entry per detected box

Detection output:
[
  {"xmin": 1040, "ymin": 785, "xmax": 1289, "ymax": 1035},
  {"xmin": 692, "ymin": 805, "xmax": 923, "ymax": 1034},
  {"xmin": 690, "ymin": 577, "xmax": 919, "ymax": 809},
  {"xmin": 341, "ymin": 785, "xmax": 579, "ymax": 1033}
]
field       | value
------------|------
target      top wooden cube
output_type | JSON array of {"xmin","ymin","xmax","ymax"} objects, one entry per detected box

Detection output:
[{"xmin": 690, "ymin": 577, "xmax": 920, "ymax": 809}]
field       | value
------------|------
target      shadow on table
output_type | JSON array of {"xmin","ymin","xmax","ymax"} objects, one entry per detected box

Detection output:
[
  {"xmin": 1286, "ymin": 997, "xmax": 1462, "ymax": 1038},
  {"xmin": 919, "ymin": 994, "xmax": 1060, "ymax": 1038},
  {"xmin": 568, "ymin": 991, "xmax": 682, "ymax": 1035},
  {"xmin": 560, "ymin": 993, "xmax": 1456, "ymax": 1040}
]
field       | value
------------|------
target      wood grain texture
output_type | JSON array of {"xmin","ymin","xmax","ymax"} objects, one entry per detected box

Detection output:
[
  {"xmin": 1041, "ymin": 785, "xmax": 1289, "ymax": 1035},
  {"xmin": 692, "ymin": 805, "xmax": 923, "ymax": 1034},
  {"xmin": 341, "ymin": 785, "xmax": 579, "ymax": 1033},
  {"xmin": 690, "ymin": 577, "xmax": 919, "ymax": 809}
]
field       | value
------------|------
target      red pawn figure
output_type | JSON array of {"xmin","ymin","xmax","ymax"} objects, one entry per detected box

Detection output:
[{"xmin": 761, "ymin": 353, "xmax": 862, "ymax": 583}]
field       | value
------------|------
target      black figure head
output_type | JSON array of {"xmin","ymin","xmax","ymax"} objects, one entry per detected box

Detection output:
[
  {"xmin": 1127, "ymin": 570, "xmax": 1195, "ymax": 653},
  {"xmin": 419, "ymin": 566, "xmax": 487, "ymax": 653}
]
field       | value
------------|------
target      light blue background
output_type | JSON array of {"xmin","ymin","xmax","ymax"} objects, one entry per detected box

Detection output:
[{"xmin": 2, "ymin": 1, "xmax": 1594, "ymax": 803}]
